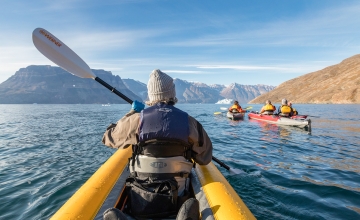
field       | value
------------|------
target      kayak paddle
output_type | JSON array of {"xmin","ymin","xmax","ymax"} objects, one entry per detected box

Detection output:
[
  {"xmin": 32, "ymin": 27, "xmax": 241, "ymax": 174},
  {"xmin": 221, "ymin": 106, "xmax": 252, "ymax": 111},
  {"xmin": 32, "ymin": 28, "xmax": 133, "ymax": 104},
  {"xmin": 212, "ymin": 156, "xmax": 243, "ymax": 175}
]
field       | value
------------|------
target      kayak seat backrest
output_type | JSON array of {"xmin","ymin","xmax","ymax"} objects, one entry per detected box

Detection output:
[{"xmin": 130, "ymin": 155, "xmax": 193, "ymax": 174}]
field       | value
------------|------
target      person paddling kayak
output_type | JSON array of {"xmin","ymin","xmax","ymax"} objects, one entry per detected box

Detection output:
[
  {"xmin": 288, "ymin": 101, "xmax": 298, "ymax": 115},
  {"xmin": 228, "ymin": 100, "xmax": 244, "ymax": 113},
  {"xmin": 102, "ymin": 69, "xmax": 213, "ymax": 220},
  {"xmin": 259, "ymin": 100, "xmax": 276, "ymax": 115},
  {"xmin": 277, "ymin": 99, "xmax": 293, "ymax": 117}
]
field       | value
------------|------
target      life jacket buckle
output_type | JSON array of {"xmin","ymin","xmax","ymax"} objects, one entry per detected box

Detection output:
[{"xmin": 184, "ymin": 146, "xmax": 192, "ymax": 160}]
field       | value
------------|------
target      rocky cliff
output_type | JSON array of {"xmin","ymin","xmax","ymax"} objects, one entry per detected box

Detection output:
[
  {"xmin": 221, "ymin": 83, "xmax": 275, "ymax": 104},
  {"xmin": 0, "ymin": 65, "xmax": 142, "ymax": 104},
  {"xmin": 173, "ymin": 79, "xmax": 225, "ymax": 103},
  {"xmin": 249, "ymin": 54, "xmax": 360, "ymax": 104},
  {"xmin": 122, "ymin": 79, "xmax": 148, "ymax": 101}
]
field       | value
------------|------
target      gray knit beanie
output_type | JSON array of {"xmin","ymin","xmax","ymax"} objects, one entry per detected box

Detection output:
[
  {"xmin": 146, "ymin": 69, "xmax": 177, "ymax": 105},
  {"xmin": 282, "ymin": 99, "xmax": 288, "ymax": 105}
]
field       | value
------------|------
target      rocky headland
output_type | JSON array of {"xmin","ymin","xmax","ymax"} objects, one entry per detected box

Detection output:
[{"xmin": 249, "ymin": 54, "xmax": 360, "ymax": 104}]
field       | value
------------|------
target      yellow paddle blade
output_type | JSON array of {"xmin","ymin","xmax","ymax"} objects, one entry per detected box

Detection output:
[
  {"xmin": 214, "ymin": 112, "xmax": 223, "ymax": 115},
  {"xmin": 244, "ymin": 106, "xmax": 253, "ymax": 110}
]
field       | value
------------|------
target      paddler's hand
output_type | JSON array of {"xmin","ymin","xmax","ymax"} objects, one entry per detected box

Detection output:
[{"xmin": 131, "ymin": 100, "xmax": 145, "ymax": 113}]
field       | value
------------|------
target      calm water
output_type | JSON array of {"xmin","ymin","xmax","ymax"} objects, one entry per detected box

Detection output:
[{"xmin": 0, "ymin": 104, "xmax": 359, "ymax": 220}]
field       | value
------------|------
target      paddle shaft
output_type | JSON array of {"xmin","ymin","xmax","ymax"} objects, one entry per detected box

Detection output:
[
  {"xmin": 94, "ymin": 77, "xmax": 133, "ymax": 104},
  {"xmin": 212, "ymin": 156, "xmax": 230, "ymax": 170}
]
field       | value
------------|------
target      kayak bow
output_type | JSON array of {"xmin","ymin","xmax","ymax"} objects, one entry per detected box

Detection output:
[
  {"xmin": 226, "ymin": 112, "xmax": 244, "ymax": 120},
  {"xmin": 51, "ymin": 147, "xmax": 255, "ymax": 220}
]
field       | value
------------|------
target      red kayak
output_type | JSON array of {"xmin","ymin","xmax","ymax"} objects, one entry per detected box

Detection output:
[{"xmin": 248, "ymin": 112, "xmax": 311, "ymax": 129}]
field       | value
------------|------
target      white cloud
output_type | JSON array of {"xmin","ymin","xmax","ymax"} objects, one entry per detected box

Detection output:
[
  {"xmin": 1, "ymin": 1, "xmax": 359, "ymax": 86},
  {"xmin": 25, "ymin": 28, "xmax": 168, "ymax": 56},
  {"xmin": 0, "ymin": 45, "xmax": 54, "ymax": 83},
  {"xmin": 160, "ymin": 3, "xmax": 360, "ymax": 48},
  {"xmin": 162, "ymin": 70, "xmax": 204, "ymax": 74},
  {"xmin": 194, "ymin": 64, "xmax": 290, "ymax": 71}
]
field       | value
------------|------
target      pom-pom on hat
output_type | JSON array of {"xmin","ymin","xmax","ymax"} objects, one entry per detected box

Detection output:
[{"xmin": 147, "ymin": 69, "xmax": 177, "ymax": 104}]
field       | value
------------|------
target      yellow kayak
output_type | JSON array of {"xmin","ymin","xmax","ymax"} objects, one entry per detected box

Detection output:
[{"xmin": 51, "ymin": 147, "xmax": 256, "ymax": 220}]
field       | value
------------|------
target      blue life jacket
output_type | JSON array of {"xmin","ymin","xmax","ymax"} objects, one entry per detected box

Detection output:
[
  {"xmin": 130, "ymin": 103, "xmax": 194, "ymax": 179},
  {"xmin": 139, "ymin": 103, "xmax": 189, "ymax": 144},
  {"xmin": 128, "ymin": 103, "xmax": 202, "ymax": 212}
]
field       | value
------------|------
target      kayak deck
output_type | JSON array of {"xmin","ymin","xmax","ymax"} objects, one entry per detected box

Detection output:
[
  {"xmin": 226, "ymin": 112, "xmax": 244, "ymax": 120},
  {"xmin": 248, "ymin": 112, "xmax": 311, "ymax": 130},
  {"xmin": 50, "ymin": 147, "xmax": 255, "ymax": 220}
]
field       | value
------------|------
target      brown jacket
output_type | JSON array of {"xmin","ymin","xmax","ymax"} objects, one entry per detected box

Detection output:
[{"xmin": 102, "ymin": 112, "xmax": 213, "ymax": 165}]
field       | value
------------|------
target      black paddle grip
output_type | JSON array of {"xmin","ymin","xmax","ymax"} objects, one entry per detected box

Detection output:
[
  {"xmin": 212, "ymin": 156, "xmax": 230, "ymax": 170},
  {"xmin": 94, "ymin": 77, "xmax": 133, "ymax": 104}
]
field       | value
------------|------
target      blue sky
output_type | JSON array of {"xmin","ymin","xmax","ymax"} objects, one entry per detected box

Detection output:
[{"xmin": 1, "ymin": 0, "xmax": 360, "ymax": 86}]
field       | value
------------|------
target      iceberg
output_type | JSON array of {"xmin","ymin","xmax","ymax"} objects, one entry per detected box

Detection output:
[{"xmin": 215, "ymin": 98, "xmax": 233, "ymax": 104}]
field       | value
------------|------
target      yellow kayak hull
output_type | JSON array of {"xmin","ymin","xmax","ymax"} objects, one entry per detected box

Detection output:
[{"xmin": 51, "ymin": 147, "xmax": 255, "ymax": 220}]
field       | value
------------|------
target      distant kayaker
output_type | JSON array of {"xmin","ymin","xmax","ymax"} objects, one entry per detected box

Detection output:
[
  {"xmin": 102, "ymin": 69, "xmax": 212, "ymax": 220},
  {"xmin": 277, "ymin": 99, "xmax": 293, "ymax": 117},
  {"xmin": 228, "ymin": 100, "xmax": 244, "ymax": 113},
  {"xmin": 259, "ymin": 100, "xmax": 276, "ymax": 115},
  {"xmin": 288, "ymin": 101, "xmax": 298, "ymax": 115}
]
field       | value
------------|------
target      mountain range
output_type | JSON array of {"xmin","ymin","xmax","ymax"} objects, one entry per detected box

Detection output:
[
  {"xmin": 0, "ymin": 65, "xmax": 141, "ymax": 104},
  {"xmin": 0, "ymin": 65, "xmax": 274, "ymax": 104},
  {"xmin": 123, "ymin": 78, "xmax": 274, "ymax": 104}
]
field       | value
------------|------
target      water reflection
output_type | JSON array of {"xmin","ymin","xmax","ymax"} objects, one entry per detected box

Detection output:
[{"xmin": 300, "ymin": 175, "xmax": 360, "ymax": 192}]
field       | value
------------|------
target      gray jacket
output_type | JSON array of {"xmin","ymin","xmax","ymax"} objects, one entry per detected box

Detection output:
[{"xmin": 102, "ymin": 112, "xmax": 213, "ymax": 165}]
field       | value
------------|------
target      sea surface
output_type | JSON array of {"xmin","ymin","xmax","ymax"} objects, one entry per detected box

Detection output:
[{"xmin": 0, "ymin": 104, "xmax": 359, "ymax": 220}]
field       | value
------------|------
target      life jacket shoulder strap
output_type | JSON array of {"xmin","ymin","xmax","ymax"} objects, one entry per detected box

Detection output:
[{"xmin": 196, "ymin": 121, "xmax": 204, "ymax": 147}]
